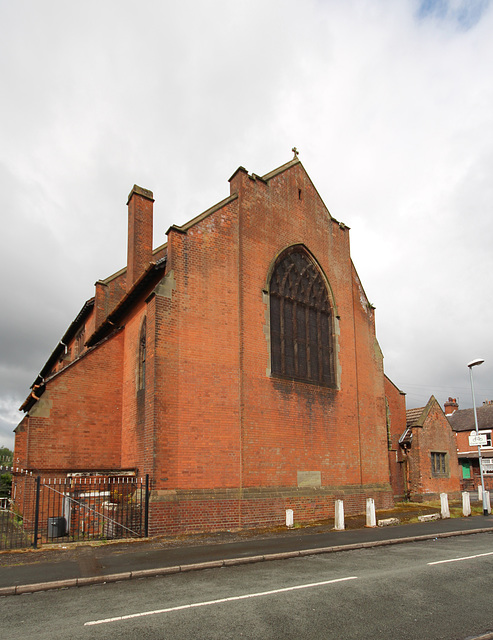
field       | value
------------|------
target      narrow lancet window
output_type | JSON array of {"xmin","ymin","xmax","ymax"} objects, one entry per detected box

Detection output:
[{"xmin": 138, "ymin": 318, "xmax": 146, "ymax": 391}]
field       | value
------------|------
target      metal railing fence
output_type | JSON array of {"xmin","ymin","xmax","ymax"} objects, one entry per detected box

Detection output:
[{"xmin": 1, "ymin": 472, "xmax": 149, "ymax": 550}]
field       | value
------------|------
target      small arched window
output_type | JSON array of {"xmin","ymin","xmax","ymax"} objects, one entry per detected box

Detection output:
[
  {"xmin": 138, "ymin": 318, "xmax": 146, "ymax": 391},
  {"xmin": 269, "ymin": 248, "xmax": 335, "ymax": 386}
]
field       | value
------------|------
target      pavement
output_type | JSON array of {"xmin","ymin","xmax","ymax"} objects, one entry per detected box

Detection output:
[{"xmin": 1, "ymin": 511, "xmax": 493, "ymax": 597}]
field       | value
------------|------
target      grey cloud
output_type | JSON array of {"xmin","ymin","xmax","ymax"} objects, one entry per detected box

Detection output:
[{"xmin": 1, "ymin": 0, "xmax": 493, "ymax": 451}]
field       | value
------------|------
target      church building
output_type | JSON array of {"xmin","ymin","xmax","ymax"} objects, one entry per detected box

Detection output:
[{"xmin": 15, "ymin": 154, "xmax": 394, "ymax": 535}]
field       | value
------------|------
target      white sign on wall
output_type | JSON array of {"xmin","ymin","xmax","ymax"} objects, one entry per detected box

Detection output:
[{"xmin": 469, "ymin": 433, "xmax": 488, "ymax": 447}]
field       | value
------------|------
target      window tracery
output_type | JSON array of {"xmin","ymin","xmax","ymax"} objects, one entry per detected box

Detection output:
[{"xmin": 269, "ymin": 248, "xmax": 335, "ymax": 386}]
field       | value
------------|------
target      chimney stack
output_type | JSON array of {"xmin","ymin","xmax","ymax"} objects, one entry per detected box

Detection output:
[
  {"xmin": 127, "ymin": 185, "xmax": 154, "ymax": 291},
  {"xmin": 444, "ymin": 397, "xmax": 458, "ymax": 415}
]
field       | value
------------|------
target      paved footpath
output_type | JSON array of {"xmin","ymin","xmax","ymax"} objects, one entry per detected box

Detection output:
[{"xmin": 1, "ymin": 515, "xmax": 493, "ymax": 596}]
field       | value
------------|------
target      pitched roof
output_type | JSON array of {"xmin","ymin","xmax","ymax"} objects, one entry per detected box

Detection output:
[
  {"xmin": 399, "ymin": 406, "xmax": 426, "ymax": 447},
  {"xmin": 27, "ymin": 298, "xmax": 95, "ymax": 391},
  {"xmin": 448, "ymin": 403, "xmax": 493, "ymax": 432},
  {"xmin": 406, "ymin": 406, "xmax": 425, "ymax": 428},
  {"xmin": 402, "ymin": 396, "xmax": 447, "ymax": 446},
  {"xmin": 86, "ymin": 258, "xmax": 166, "ymax": 348},
  {"xmin": 20, "ymin": 259, "xmax": 167, "ymax": 414}
]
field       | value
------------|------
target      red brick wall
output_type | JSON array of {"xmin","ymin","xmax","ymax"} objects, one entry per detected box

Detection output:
[
  {"xmin": 350, "ymin": 268, "xmax": 390, "ymax": 487},
  {"xmin": 409, "ymin": 401, "xmax": 461, "ymax": 500},
  {"xmin": 149, "ymin": 486, "xmax": 394, "ymax": 535},
  {"xmin": 147, "ymin": 161, "xmax": 393, "ymax": 533},
  {"xmin": 127, "ymin": 186, "xmax": 154, "ymax": 290},
  {"xmin": 152, "ymin": 196, "xmax": 242, "ymax": 492},
  {"xmin": 13, "ymin": 416, "xmax": 28, "ymax": 468},
  {"xmin": 455, "ymin": 431, "xmax": 468, "ymax": 451},
  {"xmin": 15, "ymin": 161, "xmax": 395, "ymax": 536},
  {"xmin": 120, "ymin": 305, "xmax": 147, "ymax": 471},
  {"xmin": 18, "ymin": 332, "xmax": 124, "ymax": 472},
  {"xmin": 455, "ymin": 430, "xmax": 483, "ymax": 454},
  {"xmin": 94, "ymin": 273, "xmax": 127, "ymax": 330},
  {"xmin": 384, "ymin": 376, "xmax": 407, "ymax": 498}
]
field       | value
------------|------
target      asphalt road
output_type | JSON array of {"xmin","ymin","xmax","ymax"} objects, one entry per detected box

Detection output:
[{"xmin": 3, "ymin": 532, "xmax": 493, "ymax": 640}]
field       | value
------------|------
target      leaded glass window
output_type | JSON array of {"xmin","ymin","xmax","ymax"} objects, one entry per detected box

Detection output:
[
  {"xmin": 431, "ymin": 452, "xmax": 447, "ymax": 477},
  {"xmin": 270, "ymin": 248, "xmax": 335, "ymax": 386}
]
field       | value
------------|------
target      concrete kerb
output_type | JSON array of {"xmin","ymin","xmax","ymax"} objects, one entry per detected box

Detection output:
[
  {"xmin": 2, "ymin": 526, "xmax": 493, "ymax": 597},
  {"xmin": 15, "ymin": 579, "xmax": 78, "ymax": 594},
  {"xmin": 130, "ymin": 566, "xmax": 179, "ymax": 579},
  {"xmin": 223, "ymin": 554, "xmax": 265, "ymax": 566},
  {"xmin": 180, "ymin": 560, "xmax": 225, "ymax": 572}
]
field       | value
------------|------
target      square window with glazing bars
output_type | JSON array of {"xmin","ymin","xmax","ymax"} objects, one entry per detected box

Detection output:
[{"xmin": 431, "ymin": 452, "xmax": 447, "ymax": 477}]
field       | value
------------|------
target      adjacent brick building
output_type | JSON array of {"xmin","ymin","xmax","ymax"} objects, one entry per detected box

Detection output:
[
  {"xmin": 384, "ymin": 387, "xmax": 461, "ymax": 501},
  {"xmin": 14, "ymin": 155, "xmax": 395, "ymax": 535},
  {"xmin": 446, "ymin": 398, "xmax": 493, "ymax": 491}
]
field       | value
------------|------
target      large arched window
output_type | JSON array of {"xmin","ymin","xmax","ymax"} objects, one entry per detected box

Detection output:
[
  {"xmin": 269, "ymin": 248, "xmax": 335, "ymax": 386},
  {"xmin": 138, "ymin": 318, "xmax": 146, "ymax": 391}
]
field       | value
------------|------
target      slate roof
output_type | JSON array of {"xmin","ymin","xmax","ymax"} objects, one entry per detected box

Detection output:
[
  {"xmin": 25, "ymin": 298, "xmax": 95, "ymax": 390},
  {"xmin": 20, "ymin": 259, "xmax": 167, "ymax": 414},
  {"xmin": 448, "ymin": 403, "xmax": 493, "ymax": 432}
]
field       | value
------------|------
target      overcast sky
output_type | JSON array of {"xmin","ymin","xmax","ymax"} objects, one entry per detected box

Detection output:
[{"xmin": 1, "ymin": 0, "xmax": 492, "ymax": 449}]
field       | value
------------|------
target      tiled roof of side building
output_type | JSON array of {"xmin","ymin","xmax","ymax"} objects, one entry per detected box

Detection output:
[
  {"xmin": 448, "ymin": 403, "xmax": 493, "ymax": 432},
  {"xmin": 405, "ymin": 406, "xmax": 424, "ymax": 428}
]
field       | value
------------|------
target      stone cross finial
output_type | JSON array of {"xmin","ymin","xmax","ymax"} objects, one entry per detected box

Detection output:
[{"xmin": 292, "ymin": 147, "xmax": 299, "ymax": 158}]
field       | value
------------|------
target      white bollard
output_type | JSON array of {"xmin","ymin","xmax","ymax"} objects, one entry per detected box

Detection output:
[
  {"xmin": 462, "ymin": 491, "xmax": 471, "ymax": 517},
  {"xmin": 440, "ymin": 492, "xmax": 450, "ymax": 519},
  {"xmin": 478, "ymin": 484, "xmax": 483, "ymax": 502},
  {"xmin": 366, "ymin": 497, "xmax": 376, "ymax": 527},
  {"xmin": 286, "ymin": 509, "xmax": 294, "ymax": 528},
  {"xmin": 485, "ymin": 491, "xmax": 491, "ymax": 515},
  {"xmin": 334, "ymin": 499, "xmax": 345, "ymax": 531}
]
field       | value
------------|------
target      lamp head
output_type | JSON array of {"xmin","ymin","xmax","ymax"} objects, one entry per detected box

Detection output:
[{"xmin": 468, "ymin": 358, "xmax": 485, "ymax": 369}]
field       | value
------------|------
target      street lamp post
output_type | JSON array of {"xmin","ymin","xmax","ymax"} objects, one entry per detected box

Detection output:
[{"xmin": 468, "ymin": 358, "xmax": 488, "ymax": 515}]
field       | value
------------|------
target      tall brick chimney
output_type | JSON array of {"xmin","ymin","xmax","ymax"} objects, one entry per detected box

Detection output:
[
  {"xmin": 127, "ymin": 185, "xmax": 154, "ymax": 291},
  {"xmin": 444, "ymin": 397, "xmax": 458, "ymax": 415}
]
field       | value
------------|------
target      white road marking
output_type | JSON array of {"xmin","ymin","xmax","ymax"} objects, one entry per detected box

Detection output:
[
  {"xmin": 84, "ymin": 576, "xmax": 358, "ymax": 626},
  {"xmin": 428, "ymin": 551, "xmax": 493, "ymax": 565}
]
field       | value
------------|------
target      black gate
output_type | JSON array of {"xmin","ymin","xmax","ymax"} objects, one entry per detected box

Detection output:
[
  {"xmin": 1, "ymin": 465, "xmax": 33, "ymax": 550},
  {"xmin": 2, "ymin": 472, "xmax": 149, "ymax": 550}
]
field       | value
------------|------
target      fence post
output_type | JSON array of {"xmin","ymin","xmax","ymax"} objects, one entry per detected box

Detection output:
[
  {"xmin": 33, "ymin": 476, "xmax": 41, "ymax": 549},
  {"xmin": 144, "ymin": 474, "xmax": 150, "ymax": 537}
]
